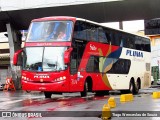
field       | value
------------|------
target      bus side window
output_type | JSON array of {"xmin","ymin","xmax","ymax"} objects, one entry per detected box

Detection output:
[
  {"xmin": 129, "ymin": 37, "xmax": 135, "ymax": 49},
  {"xmin": 94, "ymin": 56, "xmax": 99, "ymax": 72},
  {"xmin": 145, "ymin": 39, "xmax": 151, "ymax": 52},
  {"xmin": 86, "ymin": 56, "xmax": 94, "ymax": 72},
  {"xmin": 124, "ymin": 37, "xmax": 133, "ymax": 49},
  {"xmin": 73, "ymin": 21, "xmax": 87, "ymax": 40},
  {"xmin": 86, "ymin": 23, "xmax": 92, "ymax": 41},
  {"xmin": 135, "ymin": 37, "xmax": 140, "ymax": 50},
  {"xmin": 111, "ymin": 31, "xmax": 121, "ymax": 46},
  {"xmin": 124, "ymin": 35, "xmax": 136, "ymax": 49},
  {"xmin": 86, "ymin": 56, "xmax": 99, "ymax": 73},
  {"xmin": 142, "ymin": 38, "xmax": 151, "ymax": 52},
  {"xmin": 98, "ymin": 27, "xmax": 107, "ymax": 43},
  {"xmin": 105, "ymin": 32, "xmax": 112, "ymax": 44},
  {"xmin": 87, "ymin": 24, "xmax": 98, "ymax": 42},
  {"xmin": 70, "ymin": 51, "xmax": 77, "ymax": 74},
  {"xmin": 107, "ymin": 59, "xmax": 131, "ymax": 74}
]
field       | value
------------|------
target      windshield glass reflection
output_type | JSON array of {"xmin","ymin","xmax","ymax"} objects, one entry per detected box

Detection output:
[
  {"xmin": 23, "ymin": 47, "xmax": 67, "ymax": 72},
  {"xmin": 26, "ymin": 21, "xmax": 73, "ymax": 42}
]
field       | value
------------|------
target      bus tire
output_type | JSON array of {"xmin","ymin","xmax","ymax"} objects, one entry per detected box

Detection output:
[
  {"xmin": 135, "ymin": 80, "xmax": 140, "ymax": 94},
  {"xmin": 81, "ymin": 82, "xmax": 88, "ymax": 97},
  {"xmin": 44, "ymin": 92, "xmax": 52, "ymax": 98},
  {"xmin": 151, "ymin": 81, "xmax": 154, "ymax": 85},
  {"xmin": 129, "ymin": 80, "xmax": 136, "ymax": 94},
  {"xmin": 26, "ymin": 90, "xmax": 31, "ymax": 93}
]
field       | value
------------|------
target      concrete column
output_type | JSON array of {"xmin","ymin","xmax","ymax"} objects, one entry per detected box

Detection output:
[
  {"xmin": 119, "ymin": 21, "xmax": 123, "ymax": 30},
  {"xmin": 6, "ymin": 23, "xmax": 22, "ymax": 90}
]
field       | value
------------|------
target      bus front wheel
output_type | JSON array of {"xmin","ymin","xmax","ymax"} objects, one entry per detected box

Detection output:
[
  {"xmin": 44, "ymin": 92, "xmax": 52, "ymax": 98},
  {"xmin": 81, "ymin": 82, "xmax": 88, "ymax": 97}
]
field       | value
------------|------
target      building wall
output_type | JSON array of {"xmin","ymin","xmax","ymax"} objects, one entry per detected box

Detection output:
[
  {"xmin": 149, "ymin": 35, "xmax": 160, "ymax": 80},
  {"xmin": 150, "ymin": 36, "xmax": 160, "ymax": 66}
]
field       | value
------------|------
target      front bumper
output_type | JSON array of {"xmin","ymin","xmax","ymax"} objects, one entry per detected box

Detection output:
[{"xmin": 21, "ymin": 80, "xmax": 69, "ymax": 92}]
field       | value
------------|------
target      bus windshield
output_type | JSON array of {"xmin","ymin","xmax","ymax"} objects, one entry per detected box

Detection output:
[
  {"xmin": 23, "ymin": 47, "xmax": 67, "ymax": 72},
  {"xmin": 26, "ymin": 21, "xmax": 73, "ymax": 42}
]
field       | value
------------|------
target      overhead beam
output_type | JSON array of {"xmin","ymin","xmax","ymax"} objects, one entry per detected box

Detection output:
[{"xmin": 0, "ymin": 0, "xmax": 160, "ymax": 32}]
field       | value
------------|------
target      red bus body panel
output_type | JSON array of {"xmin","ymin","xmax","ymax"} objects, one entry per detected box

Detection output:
[
  {"xmin": 21, "ymin": 70, "xmax": 70, "ymax": 92},
  {"xmin": 22, "ymin": 41, "xmax": 120, "ymax": 92},
  {"xmin": 25, "ymin": 42, "xmax": 71, "ymax": 47}
]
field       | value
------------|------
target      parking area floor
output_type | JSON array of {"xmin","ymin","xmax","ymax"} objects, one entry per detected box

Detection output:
[{"xmin": 0, "ymin": 87, "xmax": 160, "ymax": 120}]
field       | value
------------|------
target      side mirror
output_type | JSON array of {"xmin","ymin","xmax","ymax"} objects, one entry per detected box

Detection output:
[
  {"xmin": 13, "ymin": 49, "xmax": 23, "ymax": 65},
  {"xmin": 64, "ymin": 47, "xmax": 73, "ymax": 64}
]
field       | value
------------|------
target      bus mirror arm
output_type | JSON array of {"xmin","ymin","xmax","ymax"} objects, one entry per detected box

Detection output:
[
  {"xmin": 13, "ymin": 49, "xmax": 23, "ymax": 65},
  {"xmin": 64, "ymin": 47, "xmax": 73, "ymax": 64}
]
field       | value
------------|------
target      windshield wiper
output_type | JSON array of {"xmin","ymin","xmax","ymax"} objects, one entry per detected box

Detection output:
[{"xmin": 47, "ymin": 63, "xmax": 57, "ymax": 67}]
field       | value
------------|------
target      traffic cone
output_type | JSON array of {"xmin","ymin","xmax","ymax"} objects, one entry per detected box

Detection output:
[
  {"xmin": 108, "ymin": 97, "xmax": 116, "ymax": 108},
  {"xmin": 102, "ymin": 104, "xmax": 111, "ymax": 120},
  {"xmin": 3, "ymin": 77, "xmax": 16, "ymax": 91}
]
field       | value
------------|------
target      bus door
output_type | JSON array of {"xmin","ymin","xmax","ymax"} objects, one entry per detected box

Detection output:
[{"xmin": 70, "ymin": 39, "xmax": 85, "ymax": 91}]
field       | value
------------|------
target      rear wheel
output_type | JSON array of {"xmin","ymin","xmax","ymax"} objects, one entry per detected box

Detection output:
[
  {"xmin": 44, "ymin": 92, "xmax": 52, "ymax": 98},
  {"xmin": 129, "ymin": 81, "xmax": 134, "ymax": 93},
  {"xmin": 81, "ymin": 82, "xmax": 88, "ymax": 97},
  {"xmin": 134, "ymin": 81, "xmax": 140, "ymax": 94},
  {"xmin": 151, "ymin": 81, "xmax": 154, "ymax": 85},
  {"xmin": 129, "ymin": 81, "xmax": 138, "ymax": 94}
]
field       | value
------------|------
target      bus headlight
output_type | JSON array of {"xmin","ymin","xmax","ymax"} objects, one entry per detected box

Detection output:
[
  {"xmin": 54, "ymin": 76, "xmax": 66, "ymax": 82},
  {"xmin": 24, "ymin": 77, "xmax": 26, "ymax": 80},
  {"xmin": 22, "ymin": 76, "xmax": 30, "ymax": 81}
]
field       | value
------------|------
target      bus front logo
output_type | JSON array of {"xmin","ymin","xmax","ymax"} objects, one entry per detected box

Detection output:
[{"xmin": 34, "ymin": 75, "xmax": 50, "ymax": 79}]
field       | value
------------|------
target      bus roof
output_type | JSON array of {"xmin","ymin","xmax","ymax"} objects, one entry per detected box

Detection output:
[
  {"xmin": 32, "ymin": 16, "xmax": 77, "ymax": 22},
  {"xmin": 32, "ymin": 16, "xmax": 149, "ymax": 39},
  {"xmin": 83, "ymin": 18, "xmax": 149, "ymax": 39}
]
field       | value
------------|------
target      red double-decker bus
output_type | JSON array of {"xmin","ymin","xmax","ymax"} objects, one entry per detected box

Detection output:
[{"xmin": 13, "ymin": 16, "xmax": 151, "ymax": 98}]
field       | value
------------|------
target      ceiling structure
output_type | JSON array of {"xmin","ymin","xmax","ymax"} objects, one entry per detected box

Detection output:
[{"xmin": 0, "ymin": 0, "xmax": 160, "ymax": 32}]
